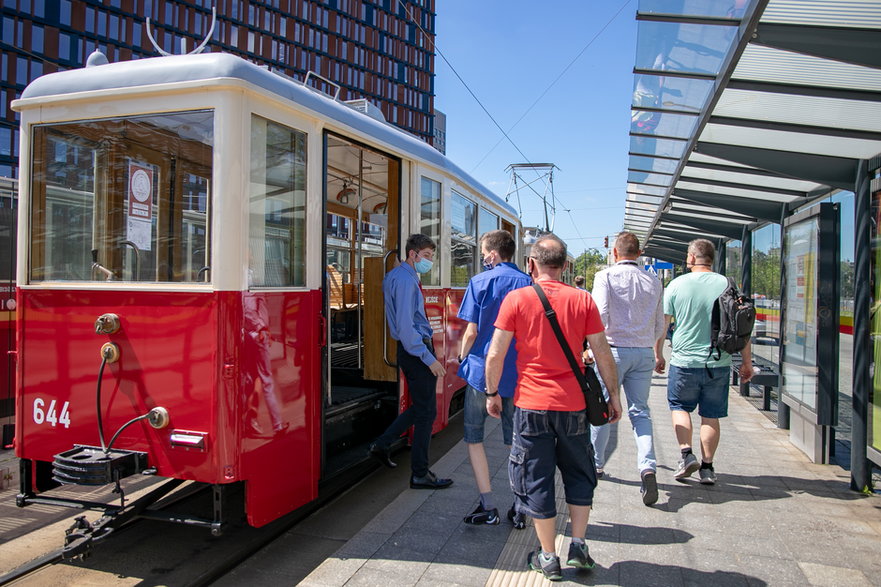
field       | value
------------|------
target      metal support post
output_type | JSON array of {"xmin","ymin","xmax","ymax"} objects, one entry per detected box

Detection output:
[{"xmin": 851, "ymin": 158, "xmax": 872, "ymax": 493}]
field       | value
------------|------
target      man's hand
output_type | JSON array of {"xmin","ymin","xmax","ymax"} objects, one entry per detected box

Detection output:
[
  {"xmin": 486, "ymin": 395, "xmax": 502, "ymax": 419},
  {"xmin": 654, "ymin": 356, "xmax": 666, "ymax": 374},
  {"xmin": 582, "ymin": 348, "xmax": 594, "ymax": 365},
  {"xmin": 606, "ymin": 395, "xmax": 623, "ymax": 424},
  {"xmin": 429, "ymin": 360, "xmax": 446, "ymax": 377},
  {"xmin": 738, "ymin": 360, "xmax": 754, "ymax": 384}
]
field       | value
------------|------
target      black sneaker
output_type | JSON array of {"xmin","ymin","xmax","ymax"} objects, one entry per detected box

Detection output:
[
  {"xmin": 463, "ymin": 504, "xmax": 500, "ymax": 525},
  {"xmin": 641, "ymin": 470, "xmax": 659, "ymax": 506},
  {"xmin": 528, "ymin": 550, "xmax": 562, "ymax": 581},
  {"xmin": 507, "ymin": 505, "xmax": 526, "ymax": 529},
  {"xmin": 566, "ymin": 541, "xmax": 596, "ymax": 569}
]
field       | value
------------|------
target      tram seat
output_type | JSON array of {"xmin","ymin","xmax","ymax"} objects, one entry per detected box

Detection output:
[{"xmin": 327, "ymin": 265, "xmax": 347, "ymax": 310}]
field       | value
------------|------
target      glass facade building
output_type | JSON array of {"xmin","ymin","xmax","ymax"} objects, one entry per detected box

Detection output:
[{"xmin": 0, "ymin": 0, "xmax": 438, "ymax": 178}]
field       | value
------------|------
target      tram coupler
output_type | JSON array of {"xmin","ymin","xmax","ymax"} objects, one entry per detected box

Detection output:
[
  {"xmin": 52, "ymin": 445, "xmax": 148, "ymax": 486},
  {"xmin": 62, "ymin": 514, "xmax": 116, "ymax": 560}
]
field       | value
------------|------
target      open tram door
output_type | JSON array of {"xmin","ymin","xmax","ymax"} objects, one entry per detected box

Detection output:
[{"xmin": 322, "ymin": 133, "xmax": 399, "ymax": 475}]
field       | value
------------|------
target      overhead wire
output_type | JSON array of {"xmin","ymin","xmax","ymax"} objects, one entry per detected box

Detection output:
[
  {"xmin": 469, "ymin": 0, "xmax": 635, "ymax": 175},
  {"xmin": 397, "ymin": 0, "xmax": 633, "ymax": 254}
]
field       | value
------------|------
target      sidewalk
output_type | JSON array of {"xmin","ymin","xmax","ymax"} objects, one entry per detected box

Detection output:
[{"xmin": 302, "ymin": 369, "xmax": 881, "ymax": 586}]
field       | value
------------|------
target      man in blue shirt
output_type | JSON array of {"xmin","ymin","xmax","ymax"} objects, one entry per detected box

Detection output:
[
  {"xmin": 458, "ymin": 230, "xmax": 531, "ymax": 526},
  {"xmin": 369, "ymin": 234, "xmax": 452, "ymax": 490}
]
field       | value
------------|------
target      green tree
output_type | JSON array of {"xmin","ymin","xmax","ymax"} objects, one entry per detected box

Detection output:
[{"xmin": 572, "ymin": 248, "xmax": 608, "ymax": 291}]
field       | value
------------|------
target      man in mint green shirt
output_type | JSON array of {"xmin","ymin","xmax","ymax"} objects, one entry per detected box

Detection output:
[{"xmin": 663, "ymin": 239, "xmax": 753, "ymax": 485}]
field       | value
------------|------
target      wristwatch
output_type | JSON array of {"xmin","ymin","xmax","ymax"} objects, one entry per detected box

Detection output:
[{"xmin": 485, "ymin": 390, "xmax": 499, "ymax": 397}]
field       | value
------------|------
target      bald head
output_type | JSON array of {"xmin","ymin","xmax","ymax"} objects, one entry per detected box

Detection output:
[{"xmin": 531, "ymin": 234, "xmax": 567, "ymax": 268}]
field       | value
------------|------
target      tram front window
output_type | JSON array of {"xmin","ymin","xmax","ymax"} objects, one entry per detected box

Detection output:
[{"xmin": 28, "ymin": 110, "xmax": 213, "ymax": 284}]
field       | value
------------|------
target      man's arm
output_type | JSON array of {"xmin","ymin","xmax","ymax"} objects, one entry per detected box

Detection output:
[
  {"xmin": 485, "ymin": 328, "xmax": 514, "ymax": 418},
  {"xmin": 389, "ymin": 277, "xmax": 444, "ymax": 374},
  {"xmin": 459, "ymin": 322, "xmax": 478, "ymax": 360},
  {"xmin": 655, "ymin": 312, "xmax": 672, "ymax": 374},
  {"xmin": 738, "ymin": 338, "xmax": 754, "ymax": 383},
  {"xmin": 584, "ymin": 331, "xmax": 622, "ymax": 424},
  {"xmin": 592, "ymin": 270, "xmax": 610, "ymax": 328}
]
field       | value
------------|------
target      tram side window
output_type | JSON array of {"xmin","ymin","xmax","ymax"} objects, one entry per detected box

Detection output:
[
  {"xmin": 450, "ymin": 191, "xmax": 476, "ymax": 287},
  {"xmin": 249, "ymin": 116, "xmax": 307, "ymax": 287},
  {"xmin": 419, "ymin": 177, "xmax": 441, "ymax": 286},
  {"xmin": 29, "ymin": 111, "xmax": 213, "ymax": 283},
  {"xmin": 478, "ymin": 207, "xmax": 499, "ymax": 237}
]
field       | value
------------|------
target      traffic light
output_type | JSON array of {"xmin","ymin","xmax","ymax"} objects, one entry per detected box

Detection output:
[{"xmin": 603, "ymin": 236, "xmax": 609, "ymax": 248}]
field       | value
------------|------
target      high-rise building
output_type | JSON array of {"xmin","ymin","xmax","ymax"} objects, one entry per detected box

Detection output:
[{"xmin": 0, "ymin": 0, "xmax": 438, "ymax": 178}]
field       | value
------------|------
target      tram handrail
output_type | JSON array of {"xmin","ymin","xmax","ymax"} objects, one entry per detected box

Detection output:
[{"xmin": 382, "ymin": 249, "xmax": 397, "ymax": 368}]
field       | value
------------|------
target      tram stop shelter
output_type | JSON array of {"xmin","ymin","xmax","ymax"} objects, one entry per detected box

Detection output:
[{"xmin": 624, "ymin": 0, "xmax": 881, "ymax": 493}]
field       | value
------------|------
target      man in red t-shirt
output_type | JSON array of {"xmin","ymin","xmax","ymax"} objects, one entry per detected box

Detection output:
[{"xmin": 486, "ymin": 234, "xmax": 622, "ymax": 580}]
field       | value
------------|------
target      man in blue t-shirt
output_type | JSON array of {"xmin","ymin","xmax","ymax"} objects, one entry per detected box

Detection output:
[
  {"xmin": 457, "ymin": 229, "xmax": 531, "ymax": 527},
  {"xmin": 664, "ymin": 239, "xmax": 754, "ymax": 485}
]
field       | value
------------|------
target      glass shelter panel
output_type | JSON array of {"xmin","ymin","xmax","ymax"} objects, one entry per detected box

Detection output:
[
  {"xmin": 751, "ymin": 224, "xmax": 781, "ymax": 363},
  {"xmin": 450, "ymin": 191, "xmax": 476, "ymax": 287},
  {"xmin": 249, "ymin": 116, "xmax": 307, "ymax": 287},
  {"xmin": 30, "ymin": 111, "xmax": 213, "ymax": 283}
]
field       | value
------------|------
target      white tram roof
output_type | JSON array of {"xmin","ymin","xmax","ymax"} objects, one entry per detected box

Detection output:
[{"xmin": 18, "ymin": 52, "xmax": 516, "ymax": 218}]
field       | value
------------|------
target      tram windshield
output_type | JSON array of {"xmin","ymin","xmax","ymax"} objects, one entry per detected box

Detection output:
[{"xmin": 28, "ymin": 110, "xmax": 213, "ymax": 284}]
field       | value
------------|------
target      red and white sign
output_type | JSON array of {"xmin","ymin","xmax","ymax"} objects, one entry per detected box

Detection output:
[{"xmin": 128, "ymin": 163, "xmax": 153, "ymax": 219}]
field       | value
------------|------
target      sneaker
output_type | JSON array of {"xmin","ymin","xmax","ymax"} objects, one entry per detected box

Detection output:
[
  {"xmin": 674, "ymin": 452, "xmax": 700, "ymax": 480},
  {"xmin": 699, "ymin": 466, "xmax": 717, "ymax": 485},
  {"xmin": 566, "ymin": 541, "xmax": 596, "ymax": 570},
  {"xmin": 463, "ymin": 504, "xmax": 500, "ymax": 525},
  {"xmin": 595, "ymin": 467, "xmax": 604, "ymax": 479},
  {"xmin": 527, "ymin": 550, "xmax": 563, "ymax": 581},
  {"xmin": 507, "ymin": 506, "xmax": 526, "ymax": 529},
  {"xmin": 640, "ymin": 470, "xmax": 659, "ymax": 506}
]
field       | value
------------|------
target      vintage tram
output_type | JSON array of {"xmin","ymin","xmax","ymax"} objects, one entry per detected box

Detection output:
[{"xmin": 11, "ymin": 50, "xmax": 521, "ymax": 534}]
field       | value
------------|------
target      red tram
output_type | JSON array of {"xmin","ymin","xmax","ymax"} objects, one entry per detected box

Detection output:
[{"xmin": 11, "ymin": 50, "xmax": 521, "ymax": 533}]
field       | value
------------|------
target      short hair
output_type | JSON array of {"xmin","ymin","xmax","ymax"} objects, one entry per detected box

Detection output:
[
  {"xmin": 574, "ymin": 275, "xmax": 585, "ymax": 287},
  {"xmin": 688, "ymin": 238, "xmax": 715, "ymax": 263},
  {"xmin": 480, "ymin": 229, "xmax": 516, "ymax": 261},
  {"xmin": 405, "ymin": 233, "xmax": 436, "ymax": 257},
  {"xmin": 615, "ymin": 231, "xmax": 640, "ymax": 257},
  {"xmin": 531, "ymin": 233, "xmax": 567, "ymax": 268}
]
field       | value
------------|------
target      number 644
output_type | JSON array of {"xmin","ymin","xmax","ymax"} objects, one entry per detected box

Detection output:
[{"xmin": 33, "ymin": 398, "xmax": 71, "ymax": 428}]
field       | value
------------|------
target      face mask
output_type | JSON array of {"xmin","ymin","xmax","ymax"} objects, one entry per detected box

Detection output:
[
  {"xmin": 482, "ymin": 254, "xmax": 495, "ymax": 272},
  {"xmin": 414, "ymin": 256, "xmax": 433, "ymax": 274}
]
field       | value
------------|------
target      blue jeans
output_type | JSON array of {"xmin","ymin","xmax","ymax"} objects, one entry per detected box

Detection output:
[
  {"xmin": 509, "ymin": 408, "xmax": 597, "ymax": 519},
  {"xmin": 590, "ymin": 347, "xmax": 656, "ymax": 474},
  {"xmin": 463, "ymin": 385, "xmax": 514, "ymax": 445},
  {"xmin": 667, "ymin": 365, "xmax": 729, "ymax": 418},
  {"xmin": 375, "ymin": 342, "xmax": 438, "ymax": 477}
]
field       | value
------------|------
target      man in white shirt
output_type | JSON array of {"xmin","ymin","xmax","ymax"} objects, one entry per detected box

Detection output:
[{"xmin": 590, "ymin": 232, "xmax": 666, "ymax": 506}]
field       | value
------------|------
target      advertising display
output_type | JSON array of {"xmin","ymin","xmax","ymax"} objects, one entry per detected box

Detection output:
[
  {"xmin": 871, "ymin": 188, "xmax": 881, "ymax": 458},
  {"xmin": 780, "ymin": 203, "xmax": 839, "ymax": 442},
  {"xmin": 781, "ymin": 218, "xmax": 819, "ymax": 409}
]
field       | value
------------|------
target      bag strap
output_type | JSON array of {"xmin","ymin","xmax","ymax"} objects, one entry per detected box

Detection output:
[{"xmin": 533, "ymin": 283, "xmax": 589, "ymax": 390}]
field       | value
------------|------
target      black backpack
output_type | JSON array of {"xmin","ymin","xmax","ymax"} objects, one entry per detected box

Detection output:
[{"xmin": 708, "ymin": 276, "xmax": 756, "ymax": 360}]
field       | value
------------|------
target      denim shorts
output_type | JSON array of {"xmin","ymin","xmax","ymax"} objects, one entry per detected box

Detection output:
[
  {"xmin": 508, "ymin": 408, "xmax": 597, "ymax": 519},
  {"xmin": 667, "ymin": 365, "xmax": 730, "ymax": 418},
  {"xmin": 463, "ymin": 385, "xmax": 514, "ymax": 445}
]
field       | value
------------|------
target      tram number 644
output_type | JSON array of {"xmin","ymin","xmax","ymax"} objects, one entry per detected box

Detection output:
[{"xmin": 33, "ymin": 398, "xmax": 71, "ymax": 428}]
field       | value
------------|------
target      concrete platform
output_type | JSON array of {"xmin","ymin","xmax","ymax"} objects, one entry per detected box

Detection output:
[{"xmin": 292, "ymin": 371, "xmax": 881, "ymax": 586}]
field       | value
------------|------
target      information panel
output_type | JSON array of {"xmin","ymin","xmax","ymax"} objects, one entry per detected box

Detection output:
[{"xmin": 780, "ymin": 203, "xmax": 839, "ymax": 427}]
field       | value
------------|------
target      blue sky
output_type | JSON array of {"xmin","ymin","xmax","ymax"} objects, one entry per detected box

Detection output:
[{"xmin": 432, "ymin": 1, "xmax": 638, "ymax": 257}]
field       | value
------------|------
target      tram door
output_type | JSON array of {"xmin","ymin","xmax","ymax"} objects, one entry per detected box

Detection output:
[{"xmin": 322, "ymin": 133, "xmax": 399, "ymax": 471}]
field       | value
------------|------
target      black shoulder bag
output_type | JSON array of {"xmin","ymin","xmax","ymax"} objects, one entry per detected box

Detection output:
[{"xmin": 533, "ymin": 284, "xmax": 610, "ymax": 426}]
